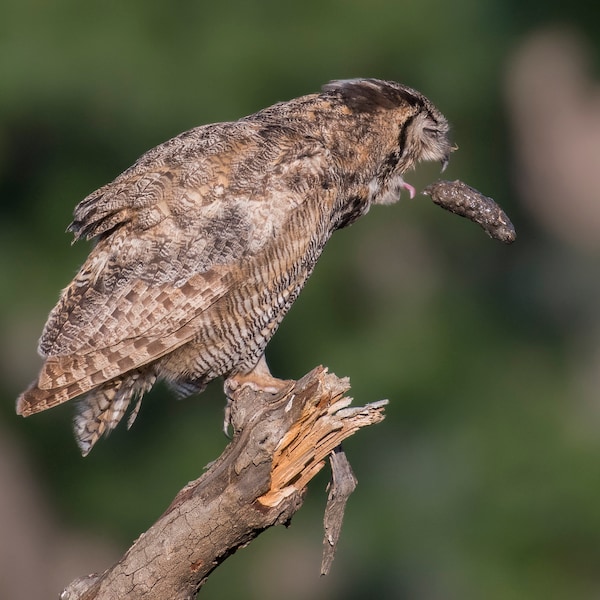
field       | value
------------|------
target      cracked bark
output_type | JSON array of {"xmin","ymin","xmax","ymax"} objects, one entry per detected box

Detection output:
[{"xmin": 61, "ymin": 366, "xmax": 387, "ymax": 600}]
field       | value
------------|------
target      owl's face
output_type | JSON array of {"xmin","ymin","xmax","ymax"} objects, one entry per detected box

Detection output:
[
  {"xmin": 400, "ymin": 108, "xmax": 453, "ymax": 172},
  {"xmin": 373, "ymin": 108, "xmax": 452, "ymax": 205},
  {"xmin": 324, "ymin": 79, "xmax": 454, "ymax": 206}
]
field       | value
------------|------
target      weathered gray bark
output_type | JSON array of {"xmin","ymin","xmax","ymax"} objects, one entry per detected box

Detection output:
[{"xmin": 61, "ymin": 366, "xmax": 387, "ymax": 600}]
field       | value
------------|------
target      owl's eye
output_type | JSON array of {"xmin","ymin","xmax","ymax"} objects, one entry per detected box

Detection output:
[{"xmin": 423, "ymin": 126, "xmax": 441, "ymax": 138}]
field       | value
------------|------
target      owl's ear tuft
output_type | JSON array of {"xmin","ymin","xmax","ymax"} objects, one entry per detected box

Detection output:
[{"xmin": 323, "ymin": 79, "xmax": 424, "ymax": 113}]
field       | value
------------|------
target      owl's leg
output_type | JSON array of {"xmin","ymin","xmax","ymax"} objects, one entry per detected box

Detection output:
[{"xmin": 223, "ymin": 354, "xmax": 291, "ymax": 434}]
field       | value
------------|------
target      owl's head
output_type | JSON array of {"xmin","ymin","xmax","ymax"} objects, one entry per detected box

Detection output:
[{"xmin": 323, "ymin": 79, "xmax": 454, "ymax": 203}]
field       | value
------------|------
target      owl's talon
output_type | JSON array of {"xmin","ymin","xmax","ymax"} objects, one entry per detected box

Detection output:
[{"xmin": 223, "ymin": 399, "xmax": 233, "ymax": 438}]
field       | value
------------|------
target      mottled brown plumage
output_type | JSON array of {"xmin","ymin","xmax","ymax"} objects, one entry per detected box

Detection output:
[{"xmin": 17, "ymin": 79, "xmax": 453, "ymax": 455}]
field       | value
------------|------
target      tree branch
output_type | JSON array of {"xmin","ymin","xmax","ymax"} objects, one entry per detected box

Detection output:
[{"xmin": 61, "ymin": 366, "xmax": 387, "ymax": 600}]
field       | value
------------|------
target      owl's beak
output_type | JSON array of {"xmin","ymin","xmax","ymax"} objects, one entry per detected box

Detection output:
[{"xmin": 440, "ymin": 143, "xmax": 458, "ymax": 173}]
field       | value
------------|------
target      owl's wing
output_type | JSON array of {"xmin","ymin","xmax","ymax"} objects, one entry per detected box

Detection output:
[
  {"xmin": 18, "ymin": 129, "xmax": 331, "ymax": 415},
  {"xmin": 39, "ymin": 165, "xmax": 247, "ymax": 358}
]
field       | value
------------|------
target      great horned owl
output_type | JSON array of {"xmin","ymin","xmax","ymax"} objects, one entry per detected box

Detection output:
[{"xmin": 17, "ymin": 79, "xmax": 453, "ymax": 455}]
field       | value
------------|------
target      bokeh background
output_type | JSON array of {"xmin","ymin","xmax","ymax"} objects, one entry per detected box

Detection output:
[{"xmin": 2, "ymin": 1, "xmax": 600, "ymax": 598}]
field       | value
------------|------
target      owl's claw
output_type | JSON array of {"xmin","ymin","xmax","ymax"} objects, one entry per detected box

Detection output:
[{"xmin": 223, "ymin": 399, "xmax": 233, "ymax": 438}]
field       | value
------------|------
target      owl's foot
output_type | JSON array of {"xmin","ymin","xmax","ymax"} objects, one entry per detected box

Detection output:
[
  {"xmin": 223, "ymin": 355, "xmax": 292, "ymax": 435},
  {"xmin": 225, "ymin": 355, "xmax": 291, "ymax": 395}
]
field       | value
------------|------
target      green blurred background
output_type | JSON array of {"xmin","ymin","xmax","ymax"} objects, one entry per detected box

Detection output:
[{"xmin": 2, "ymin": 1, "xmax": 600, "ymax": 598}]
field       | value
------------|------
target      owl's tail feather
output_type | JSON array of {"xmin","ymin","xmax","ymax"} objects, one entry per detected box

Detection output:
[
  {"xmin": 73, "ymin": 370, "xmax": 157, "ymax": 456},
  {"xmin": 16, "ymin": 368, "xmax": 157, "ymax": 456}
]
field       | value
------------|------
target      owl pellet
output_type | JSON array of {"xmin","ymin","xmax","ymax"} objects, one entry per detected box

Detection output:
[{"xmin": 422, "ymin": 179, "xmax": 516, "ymax": 244}]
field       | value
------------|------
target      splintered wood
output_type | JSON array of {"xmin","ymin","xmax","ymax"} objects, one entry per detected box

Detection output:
[
  {"xmin": 321, "ymin": 447, "xmax": 358, "ymax": 576},
  {"xmin": 423, "ymin": 179, "xmax": 516, "ymax": 243},
  {"xmin": 258, "ymin": 372, "xmax": 386, "ymax": 506},
  {"xmin": 255, "ymin": 369, "xmax": 387, "ymax": 577}
]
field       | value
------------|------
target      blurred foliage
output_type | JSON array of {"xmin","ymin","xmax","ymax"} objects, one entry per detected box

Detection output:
[{"xmin": 2, "ymin": 1, "xmax": 600, "ymax": 599}]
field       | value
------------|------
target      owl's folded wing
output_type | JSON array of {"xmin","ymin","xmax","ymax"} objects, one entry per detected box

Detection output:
[{"xmin": 18, "ymin": 127, "xmax": 331, "ymax": 416}]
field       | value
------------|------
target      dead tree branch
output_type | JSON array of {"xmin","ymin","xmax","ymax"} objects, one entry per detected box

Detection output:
[{"xmin": 61, "ymin": 366, "xmax": 387, "ymax": 600}]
